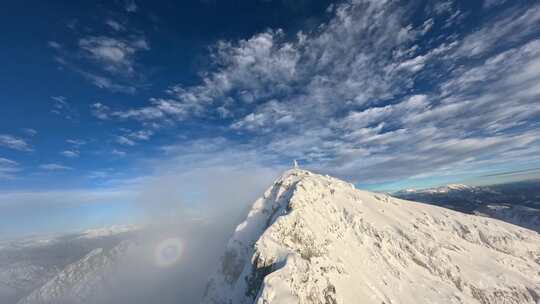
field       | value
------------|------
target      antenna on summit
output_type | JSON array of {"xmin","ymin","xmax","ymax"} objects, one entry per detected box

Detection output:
[{"xmin": 293, "ymin": 159, "xmax": 299, "ymax": 169}]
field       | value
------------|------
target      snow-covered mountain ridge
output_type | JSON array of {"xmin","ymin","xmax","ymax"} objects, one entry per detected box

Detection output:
[
  {"xmin": 17, "ymin": 241, "xmax": 134, "ymax": 304},
  {"xmin": 0, "ymin": 225, "xmax": 140, "ymax": 303},
  {"xmin": 203, "ymin": 169, "xmax": 540, "ymax": 304},
  {"xmin": 401, "ymin": 184, "xmax": 474, "ymax": 194},
  {"xmin": 394, "ymin": 182, "xmax": 540, "ymax": 232}
]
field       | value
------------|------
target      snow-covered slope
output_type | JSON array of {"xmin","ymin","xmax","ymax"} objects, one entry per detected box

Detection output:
[
  {"xmin": 203, "ymin": 169, "xmax": 540, "ymax": 304},
  {"xmin": 17, "ymin": 241, "xmax": 134, "ymax": 304}
]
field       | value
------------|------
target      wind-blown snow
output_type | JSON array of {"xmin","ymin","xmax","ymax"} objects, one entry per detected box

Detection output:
[{"xmin": 203, "ymin": 169, "xmax": 540, "ymax": 304}]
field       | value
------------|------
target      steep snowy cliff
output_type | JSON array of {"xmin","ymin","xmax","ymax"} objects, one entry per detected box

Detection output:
[{"xmin": 203, "ymin": 169, "xmax": 540, "ymax": 304}]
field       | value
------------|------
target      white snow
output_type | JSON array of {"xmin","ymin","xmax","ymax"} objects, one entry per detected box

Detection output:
[{"xmin": 203, "ymin": 169, "xmax": 540, "ymax": 304}]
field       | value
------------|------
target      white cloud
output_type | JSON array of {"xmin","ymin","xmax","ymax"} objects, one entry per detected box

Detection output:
[
  {"xmin": 396, "ymin": 55, "xmax": 428, "ymax": 72},
  {"xmin": 78, "ymin": 70, "xmax": 137, "ymax": 93},
  {"xmin": 116, "ymin": 136, "xmax": 136, "ymax": 146},
  {"xmin": 0, "ymin": 158, "xmax": 19, "ymax": 167},
  {"xmin": 483, "ymin": 0, "xmax": 507, "ymax": 9},
  {"xmin": 82, "ymin": 1, "xmax": 540, "ymax": 185},
  {"xmin": 0, "ymin": 157, "xmax": 20, "ymax": 180},
  {"xmin": 50, "ymin": 95, "xmax": 67, "ymax": 114},
  {"xmin": 47, "ymin": 41, "xmax": 61, "ymax": 49},
  {"xmin": 50, "ymin": 96, "xmax": 77, "ymax": 119},
  {"xmin": 124, "ymin": 0, "xmax": 137, "ymax": 13},
  {"xmin": 22, "ymin": 128, "xmax": 37, "ymax": 136},
  {"xmin": 91, "ymin": 102, "xmax": 111, "ymax": 119},
  {"xmin": 420, "ymin": 18, "xmax": 434, "ymax": 35},
  {"xmin": 432, "ymin": 0, "xmax": 454, "ymax": 15},
  {"xmin": 112, "ymin": 149, "xmax": 127, "ymax": 157},
  {"xmin": 128, "ymin": 130, "xmax": 153, "ymax": 141},
  {"xmin": 50, "ymin": 15, "xmax": 149, "ymax": 93},
  {"xmin": 0, "ymin": 135, "xmax": 32, "ymax": 151},
  {"xmin": 39, "ymin": 163, "xmax": 72, "ymax": 171},
  {"xmin": 78, "ymin": 36, "xmax": 149, "ymax": 74},
  {"xmin": 457, "ymin": 5, "xmax": 540, "ymax": 57},
  {"xmin": 112, "ymin": 129, "xmax": 154, "ymax": 148},
  {"xmin": 87, "ymin": 170, "xmax": 111, "ymax": 179},
  {"xmin": 231, "ymin": 100, "xmax": 295, "ymax": 131},
  {"xmin": 61, "ymin": 150, "xmax": 80, "ymax": 158},
  {"xmin": 67, "ymin": 139, "xmax": 86, "ymax": 146},
  {"xmin": 106, "ymin": 19, "xmax": 124, "ymax": 31},
  {"xmin": 91, "ymin": 98, "xmax": 200, "ymax": 123}
]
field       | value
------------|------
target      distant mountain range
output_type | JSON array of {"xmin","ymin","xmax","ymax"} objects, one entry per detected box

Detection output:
[
  {"xmin": 0, "ymin": 220, "xmax": 229, "ymax": 304},
  {"xmin": 393, "ymin": 180, "xmax": 540, "ymax": 232},
  {"xmin": 0, "ymin": 226, "xmax": 140, "ymax": 304}
]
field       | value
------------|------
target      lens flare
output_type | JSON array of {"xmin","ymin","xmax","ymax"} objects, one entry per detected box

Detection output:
[{"xmin": 154, "ymin": 238, "xmax": 183, "ymax": 267}]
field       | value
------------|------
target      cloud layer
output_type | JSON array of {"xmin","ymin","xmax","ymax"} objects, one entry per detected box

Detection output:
[{"xmin": 91, "ymin": 0, "xmax": 540, "ymax": 185}]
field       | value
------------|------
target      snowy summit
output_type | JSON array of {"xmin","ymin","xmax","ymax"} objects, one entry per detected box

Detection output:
[{"xmin": 203, "ymin": 169, "xmax": 540, "ymax": 304}]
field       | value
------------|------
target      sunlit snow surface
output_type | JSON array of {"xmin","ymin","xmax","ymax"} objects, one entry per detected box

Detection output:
[
  {"xmin": 203, "ymin": 169, "xmax": 540, "ymax": 304},
  {"xmin": 154, "ymin": 238, "xmax": 183, "ymax": 267}
]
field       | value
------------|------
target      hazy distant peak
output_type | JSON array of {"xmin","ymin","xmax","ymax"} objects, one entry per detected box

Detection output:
[
  {"xmin": 17, "ymin": 240, "xmax": 135, "ymax": 304},
  {"xmin": 78, "ymin": 224, "xmax": 141, "ymax": 239}
]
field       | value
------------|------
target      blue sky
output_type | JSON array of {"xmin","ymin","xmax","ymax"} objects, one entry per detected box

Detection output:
[{"xmin": 1, "ymin": 0, "xmax": 540, "ymax": 236}]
